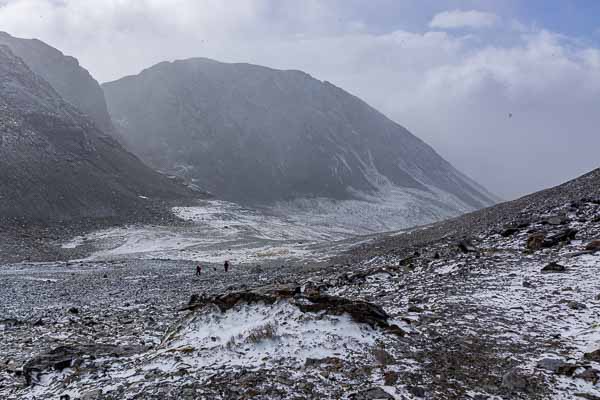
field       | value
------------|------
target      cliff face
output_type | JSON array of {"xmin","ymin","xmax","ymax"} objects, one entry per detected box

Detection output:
[
  {"xmin": 0, "ymin": 31, "xmax": 114, "ymax": 134},
  {"xmin": 103, "ymin": 58, "xmax": 496, "ymax": 210},
  {"xmin": 0, "ymin": 45, "xmax": 193, "ymax": 222}
]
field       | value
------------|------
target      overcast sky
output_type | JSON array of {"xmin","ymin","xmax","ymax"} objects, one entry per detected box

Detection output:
[{"xmin": 1, "ymin": 0, "xmax": 599, "ymax": 199}]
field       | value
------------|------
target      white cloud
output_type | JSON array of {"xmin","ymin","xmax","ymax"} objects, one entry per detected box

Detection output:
[
  {"xmin": 0, "ymin": 1, "xmax": 599, "ymax": 198},
  {"xmin": 429, "ymin": 9, "xmax": 499, "ymax": 29}
]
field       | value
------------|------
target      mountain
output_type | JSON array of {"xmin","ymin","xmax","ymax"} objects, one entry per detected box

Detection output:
[
  {"xmin": 0, "ymin": 45, "xmax": 193, "ymax": 222},
  {"xmin": 0, "ymin": 31, "xmax": 114, "ymax": 134},
  {"xmin": 102, "ymin": 58, "xmax": 497, "ymax": 221}
]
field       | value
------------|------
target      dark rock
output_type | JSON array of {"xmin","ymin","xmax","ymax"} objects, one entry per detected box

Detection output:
[
  {"xmin": 584, "ymin": 349, "xmax": 600, "ymax": 362},
  {"xmin": 567, "ymin": 301, "xmax": 587, "ymax": 310},
  {"xmin": 372, "ymin": 348, "xmax": 395, "ymax": 366},
  {"xmin": 527, "ymin": 233, "xmax": 546, "ymax": 251},
  {"xmin": 543, "ymin": 229, "xmax": 578, "ymax": 248},
  {"xmin": 383, "ymin": 371, "xmax": 399, "ymax": 385},
  {"xmin": 501, "ymin": 227, "xmax": 520, "ymax": 237},
  {"xmin": 188, "ymin": 294, "xmax": 200, "ymax": 306},
  {"xmin": 458, "ymin": 239, "xmax": 478, "ymax": 253},
  {"xmin": 0, "ymin": 318, "xmax": 23, "ymax": 329},
  {"xmin": 399, "ymin": 255, "xmax": 416, "ymax": 267},
  {"xmin": 537, "ymin": 358, "xmax": 579, "ymax": 375},
  {"xmin": 522, "ymin": 280, "xmax": 535, "ymax": 288},
  {"xmin": 68, "ymin": 307, "xmax": 79, "ymax": 314},
  {"xmin": 407, "ymin": 305, "xmax": 424, "ymax": 313},
  {"xmin": 575, "ymin": 393, "xmax": 600, "ymax": 400},
  {"xmin": 305, "ymin": 357, "xmax": 343, "ymax": 368},
  {"xmin": 23, "ymin": 344, "xmax": 145, "ymax": 386},
  {"xmin": 351, "ymin": 387, "xmax": 394, "ymax": 399},
  {"xmin": 544, "ymin": 215, "xmax": 567, "ymax": 226},
  {"xmin": 251, "ymin": 265, "xmax": 264, "ymax": 274},
  {"xmin": 407, "ymin": 386, "xmax": 426, "ymax": 398},
  {"xmin": 585, "ymin": 240, "xmax": 600, "ymax": 252},
  {"xmin": 302, "ymin": 281, "xmax": 322, "ymax": 297},
  {"xmin": 575, "ymin": 369, "xmax": 600, "ymax": 384},
  {"xmin": 297, "ymin": 294, "xmax": 403, "ymax": 334},
  {"xmin": 556, "ymin": 363, "xmax": 580, "ymax": 376},
  {"xmin": 541, "ymin": 262, "xmax": 567, "ymax": 273},
  {"xmin": 537, "ymin": 358, "xmax": 565, "ymax": 372}
]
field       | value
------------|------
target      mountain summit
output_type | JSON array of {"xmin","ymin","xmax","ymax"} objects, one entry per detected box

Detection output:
[{"xmin": 103, "ymin": 58, "xmax": 496, "ymax": 217}]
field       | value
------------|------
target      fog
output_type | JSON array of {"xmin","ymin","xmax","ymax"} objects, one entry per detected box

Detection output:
[{"xmin": 1, "ymin": 0, "xmax": 599, "ymax": 198}]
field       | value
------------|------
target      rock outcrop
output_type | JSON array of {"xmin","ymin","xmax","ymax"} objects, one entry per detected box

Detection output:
[{"xmin": 182, "ymin": 284, "xmax": 404, "ymax": 335}]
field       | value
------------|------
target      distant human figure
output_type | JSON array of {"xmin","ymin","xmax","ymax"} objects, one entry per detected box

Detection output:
[
  {"xmin": 224, "ymin": 260, "xmax": 230, "ymax": 272},
  {"xmin": 195, "ymin": 265, "xmax": 202, "ymax": 276}
]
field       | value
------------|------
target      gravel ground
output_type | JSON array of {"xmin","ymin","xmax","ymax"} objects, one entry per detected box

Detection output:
[{"xmin": 1, "ymin": 169, "xmax": 599, "ymax": 399}]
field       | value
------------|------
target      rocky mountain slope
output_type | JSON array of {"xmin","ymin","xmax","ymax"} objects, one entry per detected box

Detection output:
[
  {"xmin": 102, "ymin": 58, "xmax": 497, "ymax": 215},
  {"xmin": 345, "ymin": 168, "xmax": 600, "ymax": 263},
  {"xmin": 0, "ymin": 32, "xmax": 114, "ymax": 134},
  {"xmin": 1, "ymin": 169, "xmax": 598, "ymax": 399},
  {"xmin": 0, "ymin": 45, "xmax": 194, "ymax": 223}
]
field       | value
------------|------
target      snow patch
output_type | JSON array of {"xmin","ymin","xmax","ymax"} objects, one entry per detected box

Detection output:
[{"xmin": 159, "ymin": 300, "xmax": 381, "ymax": 369}]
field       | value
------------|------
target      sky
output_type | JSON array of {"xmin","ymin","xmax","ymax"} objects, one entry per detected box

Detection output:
[{"xmin": 0, "ymin": 0, "xmax": 599, "ymax": 199}]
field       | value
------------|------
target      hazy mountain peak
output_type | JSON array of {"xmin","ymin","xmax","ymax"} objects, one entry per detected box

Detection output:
[
  {"xmin": 103, "ymin": 57, "xmax": 497, "ymax": 219},
  {"xmin": 0, "ymin": 31, "xmax": 114, "ymax": 134},
  {"xmin": 0, "ymin": 43, "xmax": 193, "ymax": 222}
]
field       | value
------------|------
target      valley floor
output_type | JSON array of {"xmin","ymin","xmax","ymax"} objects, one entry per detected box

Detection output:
[{"xmin": 1, "ymin": 191, "xmax": 599, "ymax": 399}]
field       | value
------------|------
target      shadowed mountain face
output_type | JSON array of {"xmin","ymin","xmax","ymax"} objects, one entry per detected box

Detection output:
[
  {"xmin": 0, "ymin": 45, "xmax": 193, "ymax": 222},
  {"xmin": 0, "ymin": 31, "xmax": 114, "ymax": 134},
  {"xmin": 103, "ymin": 58, "xmax": 497, "ymax": 209}
]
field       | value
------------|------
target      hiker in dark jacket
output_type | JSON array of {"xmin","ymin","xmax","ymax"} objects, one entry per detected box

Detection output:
[
  {"xmin": 195, "ymin": 265, "xmax": 202, "ymax": 276},
  {"xmin": 224, "ymin": 260, "xmax": 230, "ymax": 272}
]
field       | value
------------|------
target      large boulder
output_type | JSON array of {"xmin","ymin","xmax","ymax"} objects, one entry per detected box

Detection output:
[
  {"xmin": 23, "ymin": 344, "xmax": 144, "ymax": 386},
  {"xmin": 183, "ymin": 284, "xmax": 405, "ymax": 335}
]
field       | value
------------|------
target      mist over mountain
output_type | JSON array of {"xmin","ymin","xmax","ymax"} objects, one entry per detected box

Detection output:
[
  {"xmin": 0, "ymin": 45, "xmax": 193, "ymax": 222},
  {"xmin": 103, "ymin": 58, "xmax": 497, "ymax": 219},
  {"xmin": 0, "ymin": 31, "xmax": 114, "ymax": 134}
]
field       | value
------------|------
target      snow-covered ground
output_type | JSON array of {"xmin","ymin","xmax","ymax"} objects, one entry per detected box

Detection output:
[
  {"xmin": 61, "ymin": 198, "xmax": 427, "ymax": 264},
  {"xmin": 161, "ymin": 300, "xmax": 381, "ymax": 369},
  {"xmin": 61, "ymin": 186, "xmax": 473, "ymax": 265},
  {"xmin": 61, "ymin": 200, "xmax": 356, "ymax": 264},
  {"xmin": 3, "ymin": 185, "xmax": 599, "ymax": 399},
  {"xmin": 272, "ymin": 184, "xmax": 473, "ymax": 235}
]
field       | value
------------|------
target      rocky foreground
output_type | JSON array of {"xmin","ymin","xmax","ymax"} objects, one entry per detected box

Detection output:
[{"xmin": 1, "ymin": 170, "xmax": 600, "ymax": 399}]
